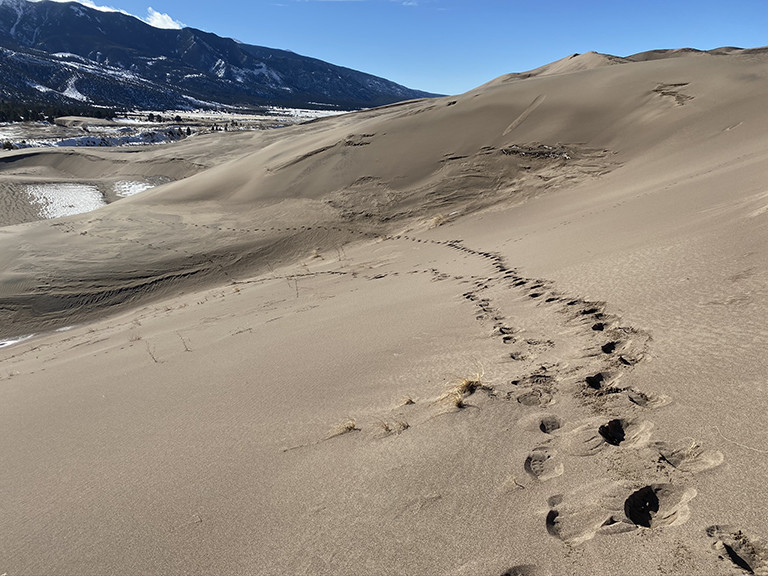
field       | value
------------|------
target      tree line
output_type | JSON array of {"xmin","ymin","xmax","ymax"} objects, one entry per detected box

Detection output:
[{"xmin": 0, "ymin": 101, "xmax": 119, "ymax": 123}]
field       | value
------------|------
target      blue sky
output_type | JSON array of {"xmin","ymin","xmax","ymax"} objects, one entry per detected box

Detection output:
[{"xmin": 48, "ymin": 0, "xmax": 768, "ymax": 95}]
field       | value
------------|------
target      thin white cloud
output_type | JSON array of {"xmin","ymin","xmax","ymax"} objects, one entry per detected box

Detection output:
[
  {"xmin": 145, "ymin": 6, "xmax": 184, "ymax": 29},
  {"xmin": 26, "ymin": 0, "xmax": 184, "ymax": 29}
]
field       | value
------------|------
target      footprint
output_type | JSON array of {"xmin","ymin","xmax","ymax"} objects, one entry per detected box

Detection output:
[
  {"xmin": 545, "ymin": 509, "xmax": 562, "ymax": 538},
  {"xmin": 539, "ymin": 415, "xmax": 563, "ymax": 434},
  {"xmin": 599, "ymin": 419, "xmax": 626, "ymax": 445},
  {"xmin": 623, "ymin": 484, "xmax": 696, "ymax": 528},
  {"xmin": 512, "ymin": 371, "xmax": 555, "ymax": 388},
  {"xmin": 546, "ymin": 482, "xmax": 695, "ymax": 545},
  {"xmin": 580, "ymin": 305, "xmax": 603, "ymax": 316},
  {"xmin": 499, "ymin": 565, "xmax": 551, "ymax": 576},
  {"xmin": 545, "ymin": 481, "xmax": 635, "ymax": 545},
  {"xmin": 560, "ymin": 422, "xmax": 606, "ymax": 457},
  {"xmin": 626, "ymin": 387, "xmax": 671, "ymax": 408},
  {"xmin": 601, "ymin": 341, "xmax": 621, "ymax": 354},
  {"xmin": 518, "ymin": 412, "xmax": 562, "ymax": 434},
  {"xmin": 581, "ymin": 371, "xmax": 632, "ymax": 398},
  {"xmin": 515, "ymin": 389, "xmax": 553, "ymax": 407},
  {"xmin": 524, "ymin": 446, "xmax": 564, "ymax": 481},
  {"xmin": 707, "ymin": 525, "xmax": 768, "ymax": 575},
  {"xmin": 598, "ymin": 418, "xmax": 653, "ymax": 448},
  {"xmin": 557, "ymin": 417, "xmax": 650, "ymax": 457},
  {"xmin": 654, "ymin": 440, "xmax": 724, "ymax": 473},
  {"xmin": 585, "ymin": 371, "xmax": 611, "ymax": 390}
]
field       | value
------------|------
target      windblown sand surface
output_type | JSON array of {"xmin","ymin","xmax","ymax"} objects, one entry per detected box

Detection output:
[{"xmin": 2, "ymin": 48, "xmax": 768, "ymax": 575}]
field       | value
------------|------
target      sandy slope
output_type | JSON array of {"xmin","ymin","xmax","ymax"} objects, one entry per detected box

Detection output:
[{"xmin": 2, "ymin": 48, "xmax": 768, "ymax": 575}]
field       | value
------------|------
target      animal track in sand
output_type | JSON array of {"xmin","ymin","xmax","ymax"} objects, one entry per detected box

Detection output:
[{"xmin": 707, "ymin": 525, "xmax": 768, "ymax": 575}]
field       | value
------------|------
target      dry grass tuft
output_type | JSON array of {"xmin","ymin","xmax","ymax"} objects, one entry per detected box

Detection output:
[
  {"xmin": 327, "ymin": 418, "xmax": 360, "ymax": 438},
  {"xmin": 377, "ymin": 419, "xmax": 410, "ymax": 436},
  {"xmin": 400, "ymin": 396, "xmax": 416, "ymax": 407},
  {"xmin": 428, "ymin": 211, "xmax": 459, "ymax": 229},
  {"xmin": 444, "ymin": 389, "xmax": 467, "ymax": 409},
  {"xmin": 455, "ymin": 373, "xmax": 485, "ymax": 396},
  {"xmin": 430, "ymin": 214, "xmax": 450, "ymax": 228},
  {"xmin": 440, "ymin": 367, "xmax": 489, "ymax": 409},
  {"xmin": 683, "ymin": 439, "xmax": 701, "ymax": 459}
]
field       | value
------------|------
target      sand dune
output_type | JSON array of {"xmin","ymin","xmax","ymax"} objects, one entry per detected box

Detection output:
[{"xmin": 2, "ymin": 48, "xmax": 768, "ymax": 575}]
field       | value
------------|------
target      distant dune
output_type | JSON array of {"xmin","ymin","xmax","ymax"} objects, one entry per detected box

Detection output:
[{"xmin": 2, "ymin": 48, "xmax": 768, "ymax": 575}]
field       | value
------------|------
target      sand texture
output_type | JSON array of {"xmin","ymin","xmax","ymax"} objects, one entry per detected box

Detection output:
[{"xmin": 2, "ymin": 48, "xmax": 768, "ymax": 575}]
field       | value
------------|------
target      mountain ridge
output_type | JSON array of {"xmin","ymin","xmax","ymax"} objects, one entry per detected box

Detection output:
[{"xmin": 0, "ymin": 0, "xmax": 438, "ymax": 111}]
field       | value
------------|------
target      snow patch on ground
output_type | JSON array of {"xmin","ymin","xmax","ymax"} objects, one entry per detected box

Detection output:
[
  {"xmin": 31, "ymin": 83, "xmax": 53, "ymax": 93},
  {"xmin": 62, "ymin": 77, "xmax": 88, "ymax": 102},
  {"xmin": 114, "ymin": 181, "xmax": 154, "ymax": 197},
  {"xmin": 26, "ymin": 184, "xmax": 106, "ymax": 218},
  {"xmin": 0, "ymin": 334, "xmax": 35, "ymax": 349},
  {"xmin": 268, "ymin": 107, "xmax": 343, "ymax": 120},
  {"xmin": 11, "ymin": 127, "xmax": 187, "ymax": 149}
]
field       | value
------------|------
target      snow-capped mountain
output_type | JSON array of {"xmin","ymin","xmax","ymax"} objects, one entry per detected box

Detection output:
[{"xmin": 0, "ymin": 0, "xmax": 437, "ymax": 110}]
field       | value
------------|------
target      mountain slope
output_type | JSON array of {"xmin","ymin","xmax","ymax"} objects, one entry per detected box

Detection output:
[{"xmin": 0, "ymin": 0, "xmax": 437, "ymax": 110}]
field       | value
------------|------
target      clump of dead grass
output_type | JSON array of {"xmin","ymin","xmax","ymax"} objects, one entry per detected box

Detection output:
[
  {"xmin": 377, "ymin": 419, "xmax": 410, "ymax": 436},
  {"xmin": 440, "ymin": 367, "xmax": 490, "ymax": 409},
  {"xmin": 428, "ymin": 211, "xmax": 460, "ymax": 229},
  {"xmin": 327, "ymin": 418, "xmax": 360, "ymax": 438},
  {"xmin": 400, "ymin": 396, "xmax": 416, "ymax": 407},
  {"xmin": 429, "ymin": 214, "xmax": 450, "ymax": 228}
]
